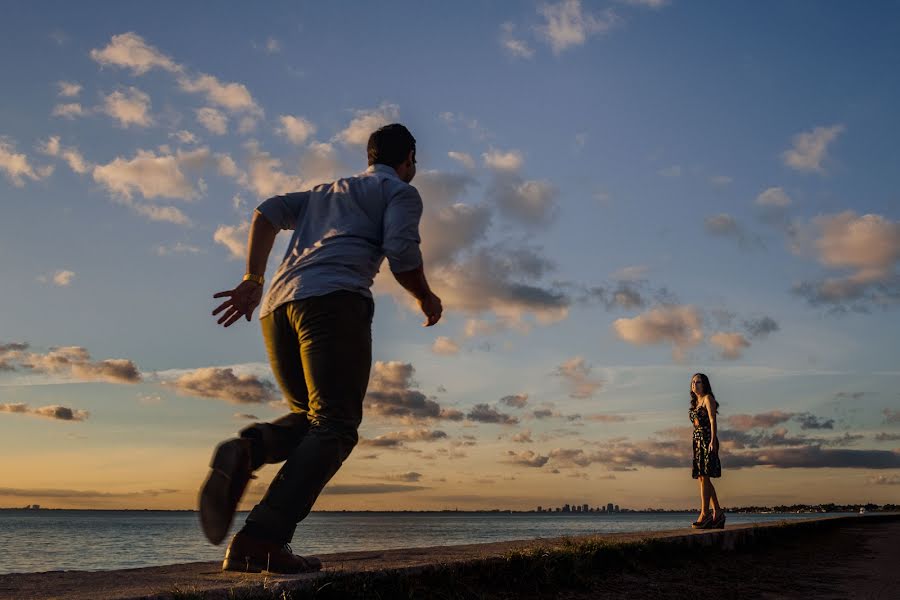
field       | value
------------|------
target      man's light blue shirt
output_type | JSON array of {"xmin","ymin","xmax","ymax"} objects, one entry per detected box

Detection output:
[{"xmin": 256, "ymin": 164, "xmax": 423, "ymax": 318}]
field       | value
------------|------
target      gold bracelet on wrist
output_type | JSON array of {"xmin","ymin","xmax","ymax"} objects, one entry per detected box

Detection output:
[{"xmin": 242, "ymin": 273, "xmax": 264, "ymax": 285}]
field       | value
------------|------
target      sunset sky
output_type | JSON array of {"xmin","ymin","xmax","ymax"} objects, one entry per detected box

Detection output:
[{"xmin": 2, "ymin": 1, "xmax": 899, "ymax": 512}]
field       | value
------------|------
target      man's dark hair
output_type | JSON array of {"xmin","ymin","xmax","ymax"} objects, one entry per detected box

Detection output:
[{"xmin": 367, "ymin": 123, "xmax": 416, "ymax": 167}]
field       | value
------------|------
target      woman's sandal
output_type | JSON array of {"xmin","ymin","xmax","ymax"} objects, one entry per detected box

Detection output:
[
  {"xmin": 711, "ymin": 512, "xmax": 726, "ymax": 529},
  {"xmin": 691, "ymin": 514, "xmax": 712, "ymax": 529}
]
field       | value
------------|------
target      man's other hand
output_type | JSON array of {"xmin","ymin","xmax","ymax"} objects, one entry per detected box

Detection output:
[
  {"xmin": 419, "ymin": 292, "xmax": 443, "ymax": 327},
  {"xmin": 212, "ymin": 280, "xmax": 263, "ymax": 327}
]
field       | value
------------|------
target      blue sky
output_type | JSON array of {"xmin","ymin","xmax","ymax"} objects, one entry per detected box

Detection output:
[{"xmin": 1, "ymin": 1, "xmax": 899, "ymax": 511}]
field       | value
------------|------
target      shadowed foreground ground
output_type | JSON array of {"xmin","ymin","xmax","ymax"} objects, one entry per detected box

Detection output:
[{"xmin": 1, "ymin": 515, "xmax": 897, "ymax": 599}]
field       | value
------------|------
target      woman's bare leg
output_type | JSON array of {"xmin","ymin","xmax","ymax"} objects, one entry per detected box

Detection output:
[
  {"xmin": 708, "ymin": 480, "xmax": 721, "ymax": 518},
  {"xmin": 698, "ymin": 476, "xmax": 710, "ymax": 519}
]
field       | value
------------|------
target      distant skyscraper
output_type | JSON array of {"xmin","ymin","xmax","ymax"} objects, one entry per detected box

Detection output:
[
  {"xmin": 607, "ymin": 502, "xmax": 614, "ymax": 513},
  {"xmin": 614, "ymin": 504, "xmax": 620, "ymax": 512},
  {"xmin": 537, "ymin": 506, "xmax": 543, "ymax": 513},
  {"xmin": 583, "ymin": 503, "xmax": 589, "ymax": 513}
]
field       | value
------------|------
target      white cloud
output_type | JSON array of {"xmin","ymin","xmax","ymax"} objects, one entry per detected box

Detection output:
[
  {"xmin": 166, "ymin": 367, "xmax": 277, "ymax": 404},
  {"xmin": 537, "ymin": 0, "xmax": 619, "ymax": 54},
  {"xmin": 0, "ymin": 137, "xmax": 52, "ymax": 187},
  {"xmin": 334, "ymin": 103, "xmax": 400, "ymax": 146},
  {"xmin": 277, "ymin": 115, "xmax": 317, "ymax": 145},
  {"xmin": 237, "ymin": 116, "xmax": 258, "ymax": 134},
  {"xmin": 447, "ymin": 151, "xmax": 475, "ymax": 169},
  {"xmin": 298, "ymin": 142, "xmax": 344, "ymax": 187},
  {"xmin": 0, "ymin": 403, "xmax": 89, "ymax": 422},
  {"xmin": 490, "ymin": 178, "xmax": 557, "ymax": 226},
  {"xmin": 156, "ymin": 242, "xmax": 201, "ymax": 256},
  {"xmin": 782, "ymin": 124, "xmax": 845, "ymax": 173},
  {"xmin": 482, "ymin": 148, "xmax": 524, "ymax": 172},
  {"xmin": 52, "ymin": 270, "xmax": 76, "ymax": 287},
  {"xmin": 102, "ymin": 87, "xmax": 153, "ymax": 128},
  {"xmin": 18, "ymin": 345, "xmax": 141, "ymax": 384},
  {"xmin": 40, "ymin": 136, "xmax": 91, "ymax": 174},
  {"xmin": 264, "ymin": 37, "xmax": 281, "ymax": 54},
  {"xmin": 710, "ymin": 331, "xmax": 751, "ymax": 360},
  {"xmin": 555, "ymin": 356, "xmax": 603, "ymax": 398},
  {"xmin": 214, "ymin": 221, "xmax": 249, "ymax": 260},
  {"xmin": 195, "ymin": 107, "xmax": 228, "ymax": 135},
  {"xmin": 57, "ymin": 81, "xmax": 82, "ymax": 97},
  {"xmin": 178, "ymin": 73, "xmax": 263, "ymax": 116},
  {"xmin": 431, "ymin": 336, "xmax": 460, "ymax": 355},
  {"xmin": 93, "ymin": 149, "xmax": 199, "ymax": 201},
  {"xmin": 500, "ymin": 22, "xmax": 535, "ymax": 58},
  {"xmin": 90, "ymin": 32, "xmax": 181, "ymax": 75},
  {"xmin": 132, "ymin": 204, "xmax": 190, "ymax": 225},
  {"xmin": 612, "ymin": 304, "xmax": 704, "ymax": 361},
  {"xmin": 242, "ymin": 141, "xmax": 304, "ymax": 198},
  {"xmin": 170, "ymin": 130, "xmax": 199, "ymax": 145},
  {"xmin": 52, "ymin": 103, "xmax": 86, "ymax": 119},
  {"xmin": 215, "ymin": 153, "xmax": 241, "ymax": 178},
  {"xmin": 756, "ymin": 186, "xmax": 791, "ymax": 207}
]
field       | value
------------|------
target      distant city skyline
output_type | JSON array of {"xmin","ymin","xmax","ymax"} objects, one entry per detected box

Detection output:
[{"xmin": 2, "ymin": 1, "xmax": 899, "ymax": 511}]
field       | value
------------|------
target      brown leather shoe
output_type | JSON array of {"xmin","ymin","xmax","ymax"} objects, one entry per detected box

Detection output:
[
  {"xmin": 222, "ymin": 532, "xmax": 323, "ymax": 574},
  {"xmin": 199, "ymin": 438, "xmax": 255, "ymax": 545}
]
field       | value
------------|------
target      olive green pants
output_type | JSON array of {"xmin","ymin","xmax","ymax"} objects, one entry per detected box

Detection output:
[{"xmin": 240, "ymin": 291, "xmax": 373, "ymax": 544}]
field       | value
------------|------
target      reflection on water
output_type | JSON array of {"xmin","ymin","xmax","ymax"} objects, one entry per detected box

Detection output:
[{"xmin": 0, "ymin": 510, "xmax": 844, "ymax": 574}]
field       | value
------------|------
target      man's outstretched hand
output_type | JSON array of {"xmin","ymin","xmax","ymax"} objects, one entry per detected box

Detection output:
[
  {"xmin": 419, "ymin": 292, "xmax": 443, "ymax": 327},
  {"xmin": 212, "ymin": 280, "xmax": 263, "ymax": 327}
]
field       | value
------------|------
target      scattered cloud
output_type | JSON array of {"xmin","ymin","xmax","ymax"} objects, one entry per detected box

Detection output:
[
  {"xmin": 241, "ymin": 140, "xmax": 304, "ymax": 198},
  {"xmin": 0, "ymin": 487, "xmax": 178, "ymax": 499},
  {"xmin": 57, "ymin": 81, "xmax": 82, "ymax": 97},
  {"xmin": 612, "ymin": 304, "xmax": 704, "ymax": 361},
  {"xmin": 447, "ymin": 151, "xmax": 475, "ymax": 169},
  {"xmin": 93, "ymin": 149, "xmax": 201, "ymax": 202},
  {"xmin": 39, "ymin": 136, "xmax": 91, "ymax": 174},
  {"xmin": 743, "ymin": 316, "xmax": 779, "ymax": 339},
  {"xmin": 156, "ymin": 242, "xmax": 202, "ymax": 256},
  {"xmin": 795, "ymin": 413, "xmax": 835, "ymax": 430},
  {"xmin": 170, "ymin": 130, "xmax": 199, "ymax": 145},
  {"xmin": 90, "ymin": 32, "xmax": 180, "ymax": 75},
  {"xmin": 488, "ymin": 176, "xmax": 558, "ymax": 226},
  {"xmin": 511, "ymin": 429, "xmax": 533, "ymax": 443},
  {"xmin": 196, "ymin": 107, "xmax": 228, "ymax": 135},
  {"xmin": 756, "ymin": 186, "xmax": 791, "ymax": 208},
  {"xmin": 782, "ymin": 124, "xmax": 844, "ymax": 173},
  {"xmin": 726, "ymin": 411, "xmax": 796, "ymax": 431},
  {"xmin": 482, "ymin": 148, "xmax": 523, "ymax": 172},
  {"xmin": 0, "ymin": 137, "xmax": 53, "ymax": 187},
  {"xmin": 360, "ymin": 429, "xmax": 448, "ymax": 448},
  {"xmin": 384, "ymin": 472, "xmax": 423, "ymax": 482},
  {"xmin": 365, "ymin": 361, "xmax": 461, "ymax": 422},
  {"xmin": 334, "ymin": 103, "xmax": 399, "ymax": 146},
  {"xmin": 213, "ymin": 220, "xmax": 249, "ymax": 260},
  {"xmin": 52, "ymin": 103, "xmax": 87, "ymax": 119},
  {"xmin": 503, "ymin": 449, "xmax": 549, "ymax": 467},
  {"xmin": 0, "ymin": 403, "xmax": 89, "ymax": 421},
  {"xmin": 875, "ymin": 432, "xmax": 900, "ymax": 442},
  {"xmin": 166, "ymin": 367, "xmax": 278, "ymax": 404},
  {"xmin": 869, "ymin": 474, "xmax": 900, "ymax": 485},
  {"xmin": 277, "ymin": 115, "xmax": 317, "ymax": 145},
  {"xmin": 102, "ymin": 87, "xmax": 153, "ymax": 128},
  {"xmin": 499, "ymin": 394, "xmax": 529, "ymax": 409},
  {"xmin": 178, "ymin": 73, "xmax": 263, "ymax": 116},
  {"xmin": 537, "ymin": 0, "xmax": 619, "ymax": 54},
  {"xmin": 883, "ymin": 409, "xmax": 900, "ymax": 424},
  {"xmin": 13, "ymin": 345, "xmax": 141, "ymax": 384},
  {"xmin": 49, "ymin": 270, "xmax": 76, "ymax": 287},
  {"xmin": 554, "ymin": 357, "xmax": 603, "ymax": 398},
  {"xmin": 431, "ymin": 336, "xmax": 460, "ymax": 355},
  {"xmin": 709, "ymin": 331, "xmax": 751, "ymax": 360},
  {"xmin": 500, "ymin": 22, "xmax": 535, "ymax": 59},
  {"xmin": 793, "ymin": 211, "xmax": 900, "ymax": 311},
  {"xmin": 467, "ymin": 403, "xmax": 519, "ymax": 425}
]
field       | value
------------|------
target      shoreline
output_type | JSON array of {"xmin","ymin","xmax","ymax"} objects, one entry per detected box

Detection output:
[{"xmin": 2, "ymin": 513, "xmax": 897, "ymax": 599}]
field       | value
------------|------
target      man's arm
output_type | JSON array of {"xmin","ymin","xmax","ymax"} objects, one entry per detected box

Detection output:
[
  {"xmin": 212, "ymin": 210, "xmax": 279, "ymax": 327},
  {"xmin": 393, "ymin": 265, "xmax": 442, "ymax": 326}
]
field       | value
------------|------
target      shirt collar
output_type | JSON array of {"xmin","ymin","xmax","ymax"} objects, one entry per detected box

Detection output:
[{"xmin": 366, "ymin": 164, "xmax": 402, "ymax": 180}]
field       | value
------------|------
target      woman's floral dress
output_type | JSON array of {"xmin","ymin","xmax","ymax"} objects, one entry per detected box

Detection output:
[{"xmin": 690, "ymin": 405, "xmax": 721, "ymax": 479}]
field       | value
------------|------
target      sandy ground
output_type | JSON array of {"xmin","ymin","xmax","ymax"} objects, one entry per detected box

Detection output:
[{"xmin": 1, "ymin": 516, "xmax": 897, "ymax": 599}]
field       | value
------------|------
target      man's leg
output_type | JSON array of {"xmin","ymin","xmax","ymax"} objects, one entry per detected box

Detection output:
[
  {"xmin": 241, "ymin": 291, "xmax": 373, "ymax": 544},
  {"xmin": 239, "ymin": 306, "xmax": 313, "ymax": 470}
]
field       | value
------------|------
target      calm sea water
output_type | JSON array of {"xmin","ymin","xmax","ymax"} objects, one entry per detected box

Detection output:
[{"xmin": 0, "ymin": 510, "xmax": 845, "ymax": 574}]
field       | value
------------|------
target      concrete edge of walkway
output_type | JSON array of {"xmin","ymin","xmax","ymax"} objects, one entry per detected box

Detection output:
[{"xmin": 5, "ymin": 513, "xmax": 898, "ymax": 600}]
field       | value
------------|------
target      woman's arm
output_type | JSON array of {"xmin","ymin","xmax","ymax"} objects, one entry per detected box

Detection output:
[{"xmin": 706, "ymin": 396, "xmax": 719, "ymax": 452}]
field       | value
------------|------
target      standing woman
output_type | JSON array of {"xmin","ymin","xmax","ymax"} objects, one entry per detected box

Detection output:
[{"xmin": 690, "ymin": 373, "xmax": 724, "ymax": 528}]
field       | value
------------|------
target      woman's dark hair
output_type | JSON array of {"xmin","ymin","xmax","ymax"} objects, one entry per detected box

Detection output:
[
  {"xmin": 367, "ymin": 123, "xmax": 416, "ymax": 168},
  {"xmin": 690, "ymin": 372, "xmax": 719, "ymax": 413}
]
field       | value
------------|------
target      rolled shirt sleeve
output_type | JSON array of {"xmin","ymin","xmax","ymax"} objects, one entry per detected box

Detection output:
[
  {"xmin": 255, "ymin": 191, "xmax": 310, "ymax": 231},
  {"xmin": 382, "ymin": 185, "xmax": 424, "ymax": 273}
]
